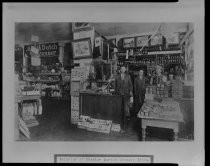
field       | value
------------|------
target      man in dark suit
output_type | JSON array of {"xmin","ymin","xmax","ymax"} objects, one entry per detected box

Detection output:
[
  {"xmin": 115, "ymin": 66, "xmax": 133, "ymax": 120},
  {"xmin": 134, "ymin": 69, "xmax": 146, "ymax": 115}
]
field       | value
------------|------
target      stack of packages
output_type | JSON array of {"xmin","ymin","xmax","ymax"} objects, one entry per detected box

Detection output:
[
  {"xmin": 156, "ymin": 84, "xmax": 169, "ymax": 98},
  {"xmin": 172, "ymin": 79, "xmax": 183, "ymax": 99},
  {"xmin": 70, "ymin": 67, "xmax": 88, "ymax": 124},
  {"xmin": 138, "ymin": 99, "xmax": 183, "ymax": 121},
  {"xmin": 139, "ymin": 100, "xmax": 159, "ymax": 117},
  {"xmin": 77, "ymin": 115, "xmax": 116, "ymax": 134},
  {"xmin": 70, "ymin": 96, "xmax": 80, "ymax": 124},
  {"xmin": 21, "ymin": 101, "xmax": 42, "ymax": 127},
  {"xmin": 145, "ymin": 86, "xmax": 156, "ymax": 100},
  {"xmin": 21, "ymin": 86, "xmax": 40, "ymax": 96}
]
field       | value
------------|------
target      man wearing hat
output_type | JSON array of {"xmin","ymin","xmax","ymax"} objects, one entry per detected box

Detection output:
[
  {"xmin": 134, "ymin": 69, "xmax": 146, "ymax": 115},
  {"xmin": 115, "ymin": 66, "xmax": 133, "ymax": 122}
]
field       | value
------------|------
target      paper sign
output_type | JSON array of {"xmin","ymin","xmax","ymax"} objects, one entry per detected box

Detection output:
[
  {"xmin": 123, "ymin": 38, "xmax": 135, "ymax": 48},
  {"xmin": 31, "ymin": 46, "xmax": 39, "ymax": 55},
  {"xmin": 73, "ymin": 28, "xmax": 95, "ymax": 50},
  {"xmin": 31, "ymin": 56, "xmax": 41, "ymax": 66},
  {"xmin": 24, "ymin": 42, "xmax": 59, "ymax": 57},
  {"xmin": 136, "ymin": 36, "xmax": 149, "ymax": 47}
]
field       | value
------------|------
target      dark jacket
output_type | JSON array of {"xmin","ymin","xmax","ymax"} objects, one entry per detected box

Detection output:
[
  {"xmin": 134, "ymin": 76, "xmax": 146, "ymax": 99},
  {"xmin": 115, "ymin": 74, "xmax": 133, "ymax": 98},
  {"xmin": 134, "ymin": 76, "xmax": 146, "ymax": 113}
]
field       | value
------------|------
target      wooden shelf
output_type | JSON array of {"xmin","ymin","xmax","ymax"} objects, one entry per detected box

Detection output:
[
  {"xmin": 62, "ymin": 80, "xmax": 70, "ymax": 83},
  {"xmin": 41, "ymin": 88, "xmax": 60, "ymax": 91},
  {"xmin": 118, "ymin": 50, "xmax": 182, "ymax": 57},
  {"xmin": 24, "ymin": 80, "xmax": 60, "ymax": 83},
  {"xmin": 97, "ymin": 80, "xmax": 109, "ymax": 83},
  {"xmin": 138, "ymin": 115, "xmax": 184, "ymax": 123},
  {"xmin": 20, "ymin": 95, "xmax": 41, "ymax": 101},
  {"xmin": 39, "ymin": 55, "xmax": 58, "ymax": 58},
  {"xmin": 40, "ymin": 73, "xmax": 61, "ymax": 76},
  {"xmin": 147, "ymin": 50, "xmax": 182, "ymax": 55}
]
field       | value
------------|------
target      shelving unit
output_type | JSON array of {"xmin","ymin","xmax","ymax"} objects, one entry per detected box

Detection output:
[
  {"xmin": 40, "ymin": 72, "xmax": 61, "ymax": 76},
  {"xmin": 21, "ymin": 95, "xmax": 41, "ymax": 101},
  {"xmin": 17, "ymin": 93, "xmax": 42, "ymax": 138},
  {"xmin": 117, "ymin": 50, "xmax": 185, "ymax": 78}
]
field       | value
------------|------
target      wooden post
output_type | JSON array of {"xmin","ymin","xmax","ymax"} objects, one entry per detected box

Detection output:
[
  {"xmin": 107, "ymin": 44, "xmax": 110, "ymax": 62},
  {"xmin": 142, "ymin": 128, "xmax": 146, "ymax": 141}
]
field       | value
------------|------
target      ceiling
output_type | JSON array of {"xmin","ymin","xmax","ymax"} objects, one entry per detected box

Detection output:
[{"xmin": 15, "ymin": 22, "xmax": 188, "ymax": 45}]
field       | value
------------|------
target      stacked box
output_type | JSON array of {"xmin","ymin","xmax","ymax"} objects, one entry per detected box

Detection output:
[
  {"xmin": 70, "ymin": 67, "xmax": 89, "ymax": 124},
  {"xmin": 172, "ymin": 79, "xmax": 183, "ymax": 99},
  {"xmin": 71, "ymin": 109, "xmax": 80, "ymax": 124},
  {"xmin": 71, "ymin": 96, "xmax": 80, "ymax": 124},
  {"xmin": 145, "ymin": 94, "xmax": 154, "ymax": 100},
  {"xmin": 156, "ymin": 85, "xmax": 169, "ymax": 98},
  {"xmin": 77, "ymin": 121, "xmax": 89, "ymax": 129},
  {"xmin": 71, "ymin": 96, "xmax": 79, "ymax": 110},
  {"xmin": 24, "ymin": 116, "xmax": 39, "ymax": 128},
  {"xmin": 70, "ymin": 81, "xmax": 81, "ymax": 96},
  {"xmin": 146, "ymin": 86, "xmax": 156, "ymax": 94},
  {"xmin": 79, "ymin": 115, "xmax": 90, "ymax": 121},
  {"xmin": 70, "ymin": 81, "xmax": 88, "ymax": 96}
]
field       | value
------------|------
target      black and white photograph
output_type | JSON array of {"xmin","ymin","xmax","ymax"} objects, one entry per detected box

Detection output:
[
  {"xmin": 3, "ymin": 1, "xmax": 204, "ymax": 164},
  {"xmin": 14, "ymin": 22, "xmax": 194, "ymax": 142}
]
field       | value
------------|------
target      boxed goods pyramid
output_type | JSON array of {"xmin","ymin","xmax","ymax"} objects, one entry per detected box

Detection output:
[{"xmin": 138, "ymin": 99, "xmax": 183, "ymax": 122}]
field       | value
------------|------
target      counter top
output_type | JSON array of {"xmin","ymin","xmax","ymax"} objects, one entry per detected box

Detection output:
[{"xmin": 79, "ymin": 91, "xmax": 121, "ymax": 97}]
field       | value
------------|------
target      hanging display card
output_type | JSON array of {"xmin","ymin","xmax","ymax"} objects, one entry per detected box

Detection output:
[{"xmin": 136, "ymin": 36, "xmax": 149, "ymax": 47}]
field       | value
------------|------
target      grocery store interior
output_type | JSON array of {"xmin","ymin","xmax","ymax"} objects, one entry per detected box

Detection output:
[{"xmin": 15, "ymin": 22, "xmax": 194, "ymax": 141}]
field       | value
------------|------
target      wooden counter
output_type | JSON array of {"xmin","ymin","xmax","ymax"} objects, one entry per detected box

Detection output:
[{"xmin": 79, "ymin": 92, "xmax": 125, "ymax": 129}]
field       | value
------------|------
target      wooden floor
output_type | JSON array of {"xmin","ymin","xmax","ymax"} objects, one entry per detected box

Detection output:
[{"xmin": 18, "ymin": 98, "xmax": 191, "ymax": 141}]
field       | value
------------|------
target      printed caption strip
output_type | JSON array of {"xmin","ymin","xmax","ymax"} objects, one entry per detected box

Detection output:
[{"xmin": 54, "ymin": 154, "xmax": 154, "ymax": 163}]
